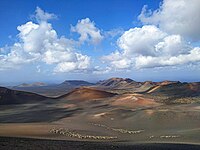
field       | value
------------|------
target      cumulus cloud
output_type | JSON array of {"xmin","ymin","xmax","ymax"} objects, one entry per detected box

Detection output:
[
  {"xmin": 1, "ymin": 2, "xmax": 200, "ymax": 74},
  {"xmin": 71, "ymin": 18, "xmax": 103, "ymax": 45},
  {"xmin": 0, "ymin": 7, "xmax": 91, "ymax": 73},
  {"xmin": 54, "ymin": 54, "xmax": 90, "ymax": 73},
  {"xmin": 118, "ymin": 25, "xmax": 167, "ymax": 56},
  {"xmin": 104, "ymin": 28, "xmax": 124, "ymax": 38},
  {"xmin": 93, "ymin": 66, "xmax": 112, "ymax": 74},
  {"xmin": 135, "ymin": 47, "xmax": 200, "ymax": 68},
  {"xmin": 0, "ymin": 43, "xmax": 38, "ymax": 70},
  {"xmin": 102, "ymin": 51, "xmax": 133, "ymax": 69},
  {"xmin": 102, "ymin": 0, "xmax": 200, "ymax": 72},
  {"xmin": 138, "ymin": 0, "xmax": 200, "ymax": 41},
  {"xmin": 103, "ymin": 25, "xmax": 200, "ymax": 70},
  {"xmin": 34, "ymin": 7, "xmax": 57, "ymax": 22}
]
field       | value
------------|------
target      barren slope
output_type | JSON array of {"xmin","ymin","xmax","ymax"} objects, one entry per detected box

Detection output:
[
  {"xmin": 59, "ymin": 87, "xmax": 117, "ymax": 101},
  {"xmin": 0, "ymin": 87, "xmax": 47, "ymax": 105}
]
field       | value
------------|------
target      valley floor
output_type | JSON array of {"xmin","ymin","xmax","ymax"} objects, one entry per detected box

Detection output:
[{"xmin": 0, "ymin": 87, "xmax": 200, "ymax": 149}]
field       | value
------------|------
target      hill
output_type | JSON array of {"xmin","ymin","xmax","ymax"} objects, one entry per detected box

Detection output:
[
  {"xmin": 144, "ymin": 82, "xmax": 200, "ymax": 104},
  {"xmin": 111, "ymin": 93, "xmax": 160, "ymax": 108},
  {"xmin": 97, "ymin": 77, "xmax": 142, "ymax": 89},
  {"xmin": 146, "ymin": 82, "xmax": 200, "ymax": 97},
  {"xmin": 59, "ymin": 87, "xmax": 117, "ymax": 101},
  {"xmin": 0, "ymin": 87, "xmax": 47, "ymax": 105}
]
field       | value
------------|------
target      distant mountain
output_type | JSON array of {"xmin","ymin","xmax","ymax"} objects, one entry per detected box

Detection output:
[
  {"xmin": 16, "ymin": 82, "xmax": 47, "ymax": 88},
  {"xmin": 11, "ymin": 80, "xmax": 94, "ymax": 97},
  {"xmin": 157, "ymin": 80, "xmax": 179, "ymax": 86},
  {"xmin": 97, "ymin": 77, "xmax": 141, "ymax": 89},
  {"xmin": 59, "ymin": 80, "xmax": 94, "ymax": 87},
  {"xmin": 96, "ymin": 78, "xmax": 181, "ymax": 93},
  {"xmin": 9, "ymin": 78, "xmax": 200, "ymax": 101},
  {"xmin": 59, "ymin": 87, "xmax": 117, "ymax": 101},
  {"xmin": 0, "ymin": 87, "xmax": 47, "ymax": 105},
  {"xmin": 97, "ymin": 77, "xmax": 133, "ymax": 86}
]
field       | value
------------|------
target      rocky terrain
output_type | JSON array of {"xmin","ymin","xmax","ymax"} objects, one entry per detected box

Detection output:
[{"xmin": 0, "ymin": 78, "xmax": 200, "ymax": 149}]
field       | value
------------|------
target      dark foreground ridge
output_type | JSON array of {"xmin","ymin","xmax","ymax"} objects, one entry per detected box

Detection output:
[{"xmin": 0, "ymin": 137, "xmax": 200, "ymax": 150}]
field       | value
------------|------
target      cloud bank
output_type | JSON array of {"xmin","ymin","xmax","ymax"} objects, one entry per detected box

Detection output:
[
  {"xmin": 138, "ymin": 0, "xmax": 200, "ymax": 41},
  {"xmin": 0, "ymin": 7, "xmax": 92, "ymax": 73},
  {"xmin": 103, "ymin": 0, "xmax": 200, "ymax": 71}
]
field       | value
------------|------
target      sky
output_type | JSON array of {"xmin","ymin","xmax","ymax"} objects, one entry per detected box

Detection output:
[{"xmin": 0, "ymin": 0, "xmax": 200, "ymax": 85}]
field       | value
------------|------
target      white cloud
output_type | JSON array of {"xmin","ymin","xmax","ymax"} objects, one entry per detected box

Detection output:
[
  {"xmin": 71, "ymin": 18, "xmax": 103, "ymax": 45},
  {"xmin": 0, "ymin": 43, "xmax": 38, "ymax": 70},
  {"xmin": 54, "ymin": 53, "xmax": 90, "ymax": 73},
  {"xmin": 138, "ymin": 0, "xmax": 200, "ymax": 41},
  {"xmin": 103, "ymin": 25, "xmax": 200, "ymax": 70},
  {"xmin": 43, "ymin": 50, "xmax": 76, "ymax": 64},
  {"xmin": 36, "ymin": 65, "xmax": 41, "ymax": 73},
  {"xmin": 135, "ymin": 47, "xmax": 200, "ymax": 68},
  {"xmin": 53, "ymin": 53, "xmax": 91, "ymax": 73},
  {"xmin": 54, "ymin": 62, "xmax": 77, "ymax": 72},
  {"xmin": 102, "ymin": 51, "xmax": 133, "ymax": 69},
  {"xmin": 104, "ymin": 28, "xmax": 124, "ymax": 38},
  {"xmin": 1, "ymin": 3, "xmax": 200, "ymax": 74},
  {"xmin": 154, "ymin": 35, "xmax": 190, "ymax": 56},
  {"xmin": 0, "ymin": 7, "xmax": 91, "ymax": 73},
  {"xmin": 34, "ymin": 6, "xmax": 57, "ymax": 22},
  {"xmin": 93, "ymin": 66, "xmax": 112, "ymax": 74},
  {"xmin": 17, "ymin": 21, "xmax": 56, "ymax": 53},
  {"xmin": 54, "ymin": 54, "xmax": 90, "ymax": 72},
  {"xmin": 117, "ymin": 25, "xmax": 166, "ymax": 56},
  {"xmin": 102, "ymin": 0, "xmax": 200, "ymax": 71}
]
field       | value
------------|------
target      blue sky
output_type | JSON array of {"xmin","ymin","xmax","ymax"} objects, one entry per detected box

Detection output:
[{"xmin": 0, "ymin": 0, "xmax": 200, "ymax": 85}]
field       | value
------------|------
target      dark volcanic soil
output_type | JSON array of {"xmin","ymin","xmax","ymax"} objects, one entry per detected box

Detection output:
[{"xmin": 0, "ymin": 136, "xmax": 200, "ymax": 150}]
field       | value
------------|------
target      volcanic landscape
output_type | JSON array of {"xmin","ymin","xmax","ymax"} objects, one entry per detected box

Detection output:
[{"xmin": 0, "ymin": 78, "xmax": 200, "ymax": 149}]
